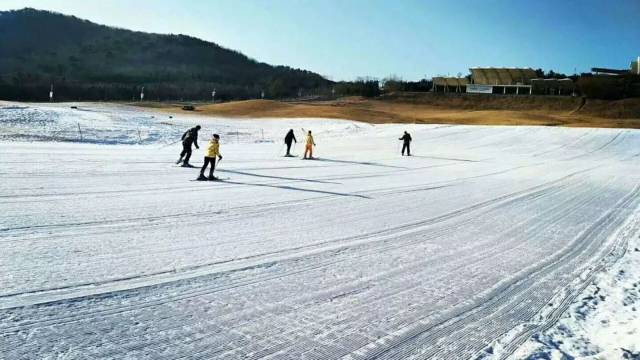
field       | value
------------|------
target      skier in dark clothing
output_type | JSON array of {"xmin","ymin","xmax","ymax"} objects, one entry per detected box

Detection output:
[
  {"xmin": 399, "ymin": 131, "xmax": 412, "ymax": 156},
  {"xmin": 176, "ymin": 125, "xmax": 201, "ymax": 167},
  {"xmin": 284, "ymin": 129, "xmax": 297, "ymax": 156}
]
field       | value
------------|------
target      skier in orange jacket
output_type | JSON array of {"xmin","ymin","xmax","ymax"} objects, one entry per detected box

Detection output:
[{"xmin": 303, "ymin": 130, "xmax": 316, "ymax": 159}]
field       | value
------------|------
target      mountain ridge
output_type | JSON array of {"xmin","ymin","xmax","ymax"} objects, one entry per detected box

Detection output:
[{"xmin": 0, "ymin": 8, "xmax": 331, "ymax": 101}]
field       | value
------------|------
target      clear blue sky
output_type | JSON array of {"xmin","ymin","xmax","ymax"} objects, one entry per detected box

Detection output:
[{"xmin": 2, "ymin": 0, "xmax": 639, "ymax": 81}]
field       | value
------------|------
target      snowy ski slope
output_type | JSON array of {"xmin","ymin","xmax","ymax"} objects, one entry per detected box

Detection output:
[{"xmin": 1, "ymin": 103, "xmax": 640, "ymax": 359}]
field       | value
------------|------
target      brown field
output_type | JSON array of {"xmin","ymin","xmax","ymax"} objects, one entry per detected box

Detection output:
[{"xmin": 134, "ymin": 93, "xmax": 640, "ymax": 129}]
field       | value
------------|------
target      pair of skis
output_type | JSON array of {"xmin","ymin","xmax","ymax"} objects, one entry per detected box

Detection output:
[
  {"xmin": 180, "ymin": 158, "xmax": 225, "ymax": 181},
  {"xmin": 193, "ymin": 176, "xmax": 227, "ymax": 182},
  {"xmin": 190, "ymin": 177, "xmax": 228, "ymax": 182}
]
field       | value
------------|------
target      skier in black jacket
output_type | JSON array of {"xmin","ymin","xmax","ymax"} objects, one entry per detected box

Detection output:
[
  {"xmin": 399, "ymin": 131, "xmax": 412, "ymax": 156},
  {"xmin": 176, "ymin": 125, "xmax": 201, "ymax": 166},
  {"xmin": 284, "ymin": 129, "xmax": 297, "ymax": 156}
]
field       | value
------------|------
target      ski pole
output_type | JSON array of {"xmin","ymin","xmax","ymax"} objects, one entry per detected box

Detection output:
[
  {"xmin": 216, "ymin": 157, "xmax": 223, "ymax": 176},
  {"xmin": 159, "ymin": 138, "xmax": 182, "ymax": 149}
]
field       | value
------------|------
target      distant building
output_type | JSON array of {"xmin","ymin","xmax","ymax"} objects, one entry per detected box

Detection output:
[
  {"xmin": 530, "ymin": 78, "xmax": 575, "ymax": 96},
  {"xmin": 433, "ymin": 57, "xmax": 638, "ymax": 97},
  {"xmin": 436, "ymin": 67, "xmax": 575, "ymax": 96},
  {"xmin": 591, "ymin": 57, "xmax": 640, "ymax": 75},
  {"xmin": 432, "ymin": 77, "xmax": 469, "ymax": 93},
  {"xmin": 468, "ymin": 67, "xmax": 537, "ymax": 95}
]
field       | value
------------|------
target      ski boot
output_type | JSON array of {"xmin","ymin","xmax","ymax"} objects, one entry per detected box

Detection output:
[{"xmin": 196, "ymin": 173, "xmax": 208, "ymax": 181}]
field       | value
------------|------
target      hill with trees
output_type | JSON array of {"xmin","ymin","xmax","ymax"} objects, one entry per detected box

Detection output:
[{"xmin": 0, "ymin": 8, "xmax": 332, "ymax": 101}]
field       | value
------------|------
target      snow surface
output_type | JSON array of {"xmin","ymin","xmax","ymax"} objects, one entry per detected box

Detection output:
[
  {"xmin": 506, "ymin": 221, "xmax": 640, "ymax": 360},
  {"xmin": 1, "ymin": 102, "xmax": 640, "ymax": 359}
]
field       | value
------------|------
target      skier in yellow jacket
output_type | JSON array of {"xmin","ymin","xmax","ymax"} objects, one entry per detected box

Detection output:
[
  {"xmin": 303, "ymin": 130, "xmax": 316, "ymax": 159},
  {"xmin": 197, "ymin": 134, "xmax": 223, "ymax": 180}
]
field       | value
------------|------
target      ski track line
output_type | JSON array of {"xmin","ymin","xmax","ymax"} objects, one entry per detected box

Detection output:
[
  {"xmin": 0, "ymin": 181, "xmax": 584, "ymax": 358},
  {"xmin": 6, "ymin": 176, "xmax": 600, "ymax": 358},
  {"xmin": 431, "ymin": 184, "xmax": 635, "ymax": 360},
  {"xmin": 0, "ymin": 169, "xmax": 585, "ymax": 312},
  {"xmin": 476, "ymin": 187, "xmax": 640, "ymax": 360},
  {"xmin": 195, "ymin": 179, "xmax": 601, "ymax": 360},
  {"xmin": 0, "ymin": 158, "xmax": 549, "ymax": 237},
  {"xmin": 3, "ymin": 116, "xmax": 638, "ymax": 359},
  {"xmin": 464, "ymin": 128, "xmax": 529, "ymax": 151},
  {"xmin": 0, "ymin": 174, "xmax": 596, "ymax": 358},
  {"xmin": 357, "ymin": 182, "xmax": 640, "ymax": 359},
  {"xmin": 338, "ymin": 179, "xmax": 612, "ymax": 359},
  {"xmin": 6, "ymin": 167, "xmax": 592, "ymax": 282},
  {"xmin": 0, "ymin": 156, "xmax": 460, "ymax": 203},
  {"xmin": 532, "ymin": 129, "xmax": 594, "ymax": 157},
  {"xmin": 0, "ymin": 147, "xmax": 546, "ymax": 208},
  {"xmin": 1, "ymin": 165, "xmax": 588, "ymax": 305},
  {"xmin": 561, "ymin": 130, "xmax": 626, "ymax": 161},
  {"xmin": 490, "ymin": 194, "xmax": 640, "ymax": 360}
]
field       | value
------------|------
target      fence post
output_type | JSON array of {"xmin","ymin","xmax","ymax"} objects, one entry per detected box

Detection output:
[{"xmin": 77, "ymin": 123, "xmax": 83, "ymax": 141}]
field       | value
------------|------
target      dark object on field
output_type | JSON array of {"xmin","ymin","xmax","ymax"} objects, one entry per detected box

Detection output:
[
  {"xmin": 70, "ymin": 106, "xmax": 78, "ymax": 109},
  {"xmin": 182, "ymin": 105, "xmax": 196, "ymax": 111}
]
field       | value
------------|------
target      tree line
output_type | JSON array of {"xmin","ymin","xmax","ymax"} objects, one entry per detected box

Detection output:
[{"xmin": 1, "ymin": 9, "xmax": 637, "ymax": 102}]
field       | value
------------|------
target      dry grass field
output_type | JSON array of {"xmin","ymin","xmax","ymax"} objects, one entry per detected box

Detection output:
[{"xmin": 135, "ymin": 93, "xmax": 640, "ymax": 129}]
